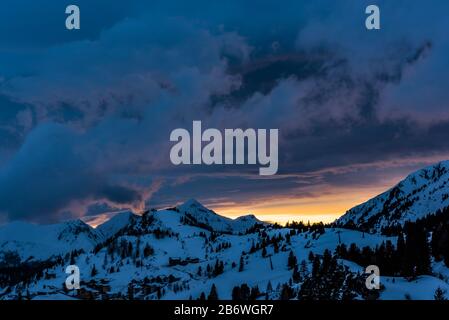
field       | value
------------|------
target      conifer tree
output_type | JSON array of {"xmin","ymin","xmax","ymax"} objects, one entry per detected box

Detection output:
[
  {"xmin": 239, "ymin": 255, "xmax": 245, "ymax": 272},
  {"xmin": 287, "ymin": 250, "xmax": 297, "ymax": 270},
  {"xmin": 232, "ymin": 286, "xmax": 241, "ymax": 300},
  {"xmin": 434, "ymin": 287, "xmax": 447, "ymax": 301},
  {"xmin": 249, "ymin": 285, "xmax": 260, "ymax": 300},
  {"xmin": 280, "ymin": 284, "xmax": 294, "ymax": 300},
  {"xmin": 91, "ymin": 264, "xmax": 98, "ymax": 277},
  {"xmin": 127, "ymin": 283, "xmax": 134, "ymax": 300},
  {"xmin": 208, "ymin": 284, "xmax": 219, "ymax": 300},
  {"xmin": 292, "ymin": 265, "xmax": 301, "ymax": 283}
]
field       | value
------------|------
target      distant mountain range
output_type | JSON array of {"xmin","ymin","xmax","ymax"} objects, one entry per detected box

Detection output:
[
  {"xmin": 0, "ymin": 219, "xmax": 101, "ymax": 263},
  {"xmin": 0, "ymin": 199, "xmax": 264, "ymax": 265},
  {"xmin": 2, "ymin": 162, "xmax": 449, "ymax": 300}
]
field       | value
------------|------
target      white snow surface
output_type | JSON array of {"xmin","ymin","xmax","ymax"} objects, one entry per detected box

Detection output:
[
  {"xmin": 337, "ymin": 160, "xmax": 449, "ymax": 232},
  {"xmin": 0, "ymin": 219, "xmax": 102, "ymax": 262},
  {"xmin": 1, "ymin": 196, "xmax": 449, "ymax": 300}
]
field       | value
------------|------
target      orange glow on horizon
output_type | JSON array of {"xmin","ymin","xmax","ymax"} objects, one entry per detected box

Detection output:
[
  {"xmin": 84, "ymin": 171, "xmax": 406, "ymax": 227},
  {"xmin": 208, "ymin": 183, "xmax": 394, "ymax": 225},
  {"xmin": 84, "ymin": 181, "xmax": 396, "ymax": 227},
  {"xmin": 84, "ymin": 155, "xmax": 449, "ymax": 227},
  {"xmin": 211, "ymin": 156, "xmax": 449, "ymax": 224}
]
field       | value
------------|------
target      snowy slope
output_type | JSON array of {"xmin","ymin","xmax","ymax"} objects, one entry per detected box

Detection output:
[
  {"xmin": 96, "ymin": 211, "xmax": 140, "ymax": 239},
  {"xmin": 0, "ymin": 220, "xmax": 102, "ymax": 262},
  {"xmin": 1, "ymin": 223, "xmax": 397, "ymax": 300},
  {"xmin": 1, "ymin": 197, "xmax": 448, "ymax": 300},
  {"xmin": 337, "ymin": 160, "xmax": 449, "ymax": 232},
  {"xmin": 0, "ymin": 199, "xmax": 262, "ymax": 265}
]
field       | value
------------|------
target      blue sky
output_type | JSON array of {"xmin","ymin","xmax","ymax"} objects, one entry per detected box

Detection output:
[{"xmin": 1, "ymin": 0, "xmax": 449, "ymax": 224}]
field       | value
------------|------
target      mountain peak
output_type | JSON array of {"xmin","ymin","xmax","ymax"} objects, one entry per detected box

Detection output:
[
  {"xmin": 180, "ymin": 198, "xmax": 204, "ymax": 208},
  {"xmin": 57, "ymin": 219, "xmax": 92, "ymax": 234},
  {"xmin": 337, "ymin": 159, "xmax": 449, "ymax": 233},
  {"xmin": 235, "ymin": 214, "xmax": 259, "ymax": 221},
  {"xmin": 177, "ymin": 198, "xmax": 213, "ymax": 214},
  {"xmin": 96, "ymin": 211, "xmax": 139, "ymax": 239}
]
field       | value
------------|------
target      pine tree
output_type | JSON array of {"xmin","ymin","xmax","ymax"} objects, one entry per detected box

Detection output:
[
  {"xmin": 239, "ymin": 255, "xmax": 245, "ymax": 272},
  {"xmin": 91, "ymin": 264, "xmax": 98, "ymax": 277},
  {"xmin": 292, "ymin": 265, "xmax": 301, "ymax": 283},
  {"xmin": 434, "ymin": 287, "xmax": 447, "ymax": 300},
  {"xmin": 213, "ymin": 259, "xmax": 224, "ymax": 276},
  {"xmin": 287, "ymin": 250, "xmax": 297, "ymax": 270},
  {"xmin": 208, "ymin": 284, "xmax": 219, "ymax": 300},
  {"xmin": 103, "ymin": 252, "xmax": 108, "ymax": 268},
  {"xmin": 143, "ymin": 243, "xmax": 154, "ymax": 257},
  {"xmin": 240, "ymin": 284, "xmax": 250, "ymax": 300},
  {"xmin": 250, "ymin": 241, "xmax": 256, "ymax": 253},
  {"xmin": 232, "ymin": 284, "xmax": 251, "ymax": 300},
  {"xmin": 262, "ymin": 247, "xmax": 267, "ymax": 258},
  {"xmin": 127, "ymin": 283, "xmax": 134, "ymax": 300},
  {"xmin": 266, "ymin": 281, "xmax": 273, "ymax": 293},
  {"xmin": 300, "ymin": 260, "xmax": 308, "ymax": 276},
  {"xmin": 127, "ymin": 242, "xmax": 133, "ymax": 257},
  {"xmin": 311, "ymin": 256, "xmax": 321, "ymax": 276},
  {"xmin": 280, "ymin": 284, "xmax": 294, "ymax": 300},
  {"xmin": 274, "ymin": 241, "xmax": 279, "ymax": 254},
  {"xmin": 249, "ymin": 285, "xmax": 260, "ymax": 300},
  {"xmin": 232, "ymin": 286, "xmax": 241, "ymax": 300},
  {"xmin": 26, "ymin": 289, "xmax": 31, "ymax": 300},
  {"xmin": 308, "ymin": 251, "xmax": 314, "ymax": 262},
  {"xmin": 207, "ymin": 264, "xmax": 211, "ymax": 274}
]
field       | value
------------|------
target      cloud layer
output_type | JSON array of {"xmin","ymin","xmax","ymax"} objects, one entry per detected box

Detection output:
[{"xmin": 1, "ymin": 0, "xmax": 449, "ymax": 222}]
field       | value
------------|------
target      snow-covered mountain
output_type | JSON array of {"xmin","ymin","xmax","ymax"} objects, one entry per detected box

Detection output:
[
  {"xmin": 0, "ymin": 219, "xmax": 102, "ymax": 263},
  {"xmin": 176, "ymin": 199, "xmax": 266, "ymax": 234},
  {"xmin": 336, "ymin": 161, "xmax": 449, "ymax": 233},
  {"xmin": 1, "ymin": 196, "xmax": 449, "ymax": 300},
  {"xmin": 96, "ymin": 211, "xmax": 140, "ymax": 239},
  {"xmin": 0, "ymin": 199, "xmax": 264, "ymax": 265}
]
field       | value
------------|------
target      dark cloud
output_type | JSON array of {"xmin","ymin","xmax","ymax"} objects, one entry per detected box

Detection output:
[
  {"xmin": 1, "ymin": 0, "xmax": 449, "ymax": 222},
  {"xmin": 0, "ymin": 0, "xmax": 146, "ymax": 49},
  {"xmin": 98, "ymin": 185, "xmax": 141, "ymax": 204},
  {"xmin": 0, "ymin": 95, "xmax": 34, "ymax": 156},
  {"xmin": 0, "ymin": 123, "xmax": 144, "ymax": 222},
  {"xmin": 84, "ymin": 202, "xmax": 123, "ymax": 216}
]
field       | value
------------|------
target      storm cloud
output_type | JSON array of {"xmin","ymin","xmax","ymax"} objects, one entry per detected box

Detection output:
[{"xmin": 1, "ymin": 0, "xmax": 449, "ymax": 222}]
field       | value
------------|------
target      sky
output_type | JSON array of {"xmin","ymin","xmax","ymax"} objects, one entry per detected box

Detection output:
[{"xmin": 1, "ymin": 0, "xmax": 449, "ymax": 225}]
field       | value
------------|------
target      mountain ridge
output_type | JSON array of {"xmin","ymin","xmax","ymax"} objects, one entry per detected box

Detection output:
[
  {"xmin": 3, "ymin": 167, "xmax": 449, "ymax": 300},
  {"xmin": 0, "ymin": 219, "xmax": 102, "ymax": 263},
  {"xmin": 0, "ymin": 199, "xmax": 265, "ymax": 264},
  {"xmin": 336, "ymin": 160, "xmax": 449, "ymax": 233}
]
